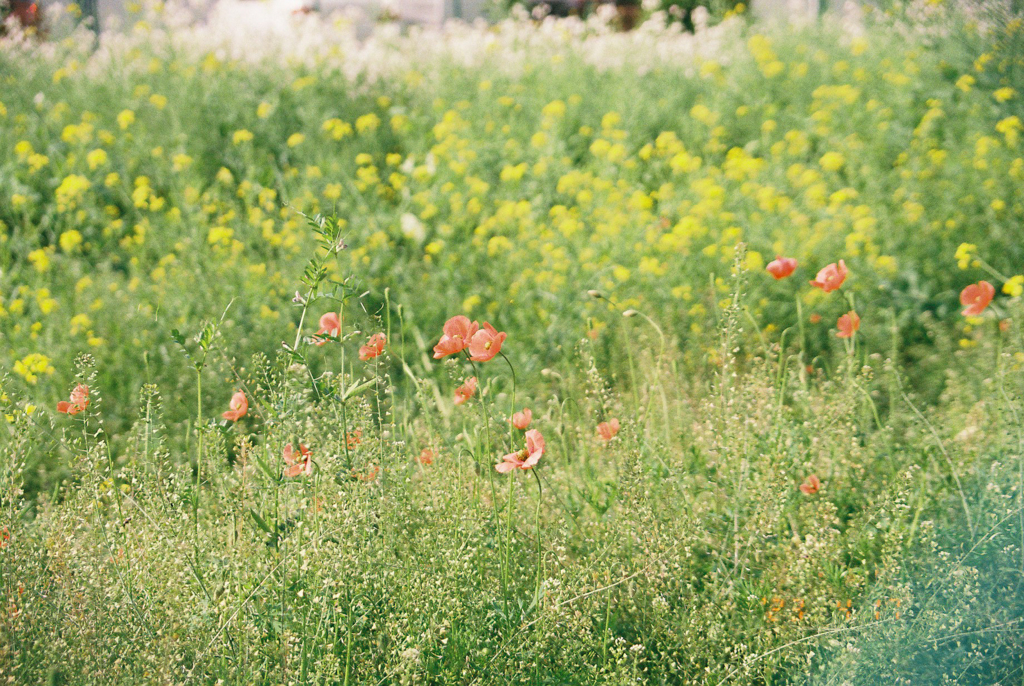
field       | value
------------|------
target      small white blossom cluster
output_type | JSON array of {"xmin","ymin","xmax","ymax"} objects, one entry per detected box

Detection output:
[{"xmin": 7, "ymin": 0, "xmax": 753, "ymax": 83}]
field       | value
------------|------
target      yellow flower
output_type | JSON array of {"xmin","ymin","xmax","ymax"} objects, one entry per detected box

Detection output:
[
  {"xmin": 27, "ymin": 153, "xmax": 49, "ymax": 172},
  {"xmin": 55, "ymin": 174, "xmax": 91, "ymax": 211},
  {"xmin": 207, "ymin": 226, "xmax": 234, "ymax": 246},
  {"xmin": 322, "ymin": 118, "xmax": 353, "ymax": 139},
  {"xmin": 257, "ymin": 102, "xmax": 273, "ymax": 119},
  {"xmin": 232, "ymin": 129, "xmax": 254, "ymax": 145},
  {"xmin": 499, "ymin": 163, "xmax": 527, "ymax": 182},
  {"xmin": 172, "ymin": 153, "xmax": 193, "ymax": 171},
  {"xmin": 996, "ymin": 116, "xmax": 1021, "ymax": 146},
  {"xmin": 955, "ymin": 75, "xmax": 975, "ymax": 92},
  {"xmin": 13, "ymin": 353, "xmax": 54, "ymax": 384},
  {"xmin": 117, "ymin": 109, "xmax": 136, "ymax": 129},
  {"xmin": 59, "ymin": 230, "xmax": 84, "ymax": 252},
  {"xmin": 954, "ymin": 242, "xmax": 977, "ymax": 270},
  {"xmin": 70, "ymin": 313, "xmax": 92, "ymax": 334},
  {"xmin": 994, "ymin": 87, "xmax": 1016, "ymax": 103},
  {"xmin": 542, "ymin": 100, "xmax": 566, "ymax": 120},
  {"xmin": 287, "ymin": 133, "xmax": 305, "ymax": 147},
  {"xmin": 762, "ymin": 61, "xmax": 785, "ymax": 78},
  {"xmin": 819, "ymin": 151, "xmax": 845, "ymax": 171},
  {"xmin": 742, "ymin": 251, "xmax": 764, "ymax": 272},
  {"xmin": 15, "ymin": 140, "xmax": 33, "ymax": 160},
  {"xmin": 86, "ymin": 148, "xmax": 108, "ymax": 170},
  {"xmin": 149, "ymin": 94, "xmax": 168, "ymax": 109},
  {"xmin": 601, "ymin": 111, "xmax": 622, "ymax": 130},
  {"xmin": 1003, "ymin": 275, "xmax": 1024, "ymax": 297},
  {"xmin": 355, "ymin": 113, "xmax": 380, "ymax": 134}
]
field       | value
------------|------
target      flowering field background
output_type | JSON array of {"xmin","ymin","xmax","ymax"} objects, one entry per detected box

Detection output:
[{"xmin": 3, "ymin": 1, "xmax": 1024, "ymax": 684}]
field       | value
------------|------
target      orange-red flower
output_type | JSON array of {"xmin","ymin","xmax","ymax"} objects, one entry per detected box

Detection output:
[
  {"xmin": 960, "ymin": 281, "xmax": 995, "ymax": 316},
  {"xmin": 222, "ymin": 391, "xmax": 248, "ymax": 421},
  {"xmin": 809, "ymin": 260, "xmax": 848, "ymax": 293},
  {"xmin": 355, "ymin": 464, "xmax": 380, "ymax": 482},
  {"xmin": 836, "ymin": 311, "xmax": 860, "ymax": 339},
  {"xmin": 511, "ymin": 408, "xmax": 533, "ymax": 430},
  {"xmin": 315, "ymin": 312, "xmax": 341, "ymax": 346},
  {"xmin": 468, "ymin": 322, "xmax": 507, "ymax": 362},
  {"xmin": 496, "ymin": 429, "xmax": 545, "ymax": 473},
  {"xmin": 417, "ymin": 448, "xmax": 434, "ymax": 465},
  {"xmin": 0, "ymin": 527, "xmax": 8, "ymax": 549},
  {"xmin": 283, "ymin": 443, "xmax": 313, "ymax": 478},
  {"xmin": 597, "ymin": 418, "xmax": 620, "ymax": 441},
  {"xmin": 359, "ymin": 333, "xmax": 387, "ymax": 361},
  {"xmin": 57, "ymin": 384, "xmax": 89, "ymax": 415},
  {"xmin": 346, "ymin": 429, "xmax": 363, "ymax": 449},
  {"xmin": 433, "ymin": 316, "xmax": 479, "ymax": 358},
  {"xmin": 454, "ymin": 377, "xmax": 477, "ymax": 405},
  {"xmin": 766, "ymin": 256, "xmax": 798, "ymax": 280},
  {"xmin": 799, "ymin": 474, "xmax": 821, "ymax": 495},
  {"xmin": 809, "ymin": 313, "xmax": 822, "ymax": 324}
]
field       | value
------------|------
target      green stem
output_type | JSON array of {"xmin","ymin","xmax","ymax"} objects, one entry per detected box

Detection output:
[
  {"xmin": 500, "ymin": 351, "xmax": 517, "ymax": 452},
  {"xmin": 195, "ymin": 369, "xmax": 203, "ymax": 545},
  {"xmin": 532, "ymin": 468, "xmax": 543, "ymax": 603},
  {"xmin": 504, "ymin": 471, "xmax": 514, "ymax": 624}
]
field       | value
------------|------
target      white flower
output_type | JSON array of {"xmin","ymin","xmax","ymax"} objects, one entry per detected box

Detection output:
[{"xmin": 400, "ymin": 213, "xmax": 425, "ymax": 243}]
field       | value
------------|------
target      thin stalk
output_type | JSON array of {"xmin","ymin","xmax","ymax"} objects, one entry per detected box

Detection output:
[
  {"xmin": 195, "ymin": 369, "xmax": 203, "ymax": 546},
  {"xmin": 504, "ymin": 472, "xmax": 515, "ymax": 624},
  {"xmin": 531, "ymin": 468, "xmax": 544, "ymax": 603},
  {"xmin": 894, "ymin": 371, "xmax": 975, "ymax": 539},
  {"xmin": 500, "ymin": 351, "xmax": 517, "ymax": 453}
]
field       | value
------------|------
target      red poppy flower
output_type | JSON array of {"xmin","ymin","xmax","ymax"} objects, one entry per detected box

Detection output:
[
  {"xmin": 468, "ymin": 322, "xmax": 507, "ymax": 362},
  {"xmin": 57, "ymin": 384, "xmax": 89, "ymax": 415},
  {"xmin": 418, "ymin": 448, "xmax": 434, "ymax": 465},
  {"xmin": 359, "ymin": 333, "xmax": 387, "ymax": 361},
  {"xmin": 766, "ymin": 256, "xmax": 797, "ymax": 280},
  {"xmin": 283, "ymin": 443, "xmax": 313, "ymax": 478},
  {"xmin": 809, "ymin": 260, "xmax": 848, "ymax": 293},
  {"xmin": 960, "ymin": 281, "xmax": 995, "ymax": 316},
  {"xmin": 597, "ymin": 418, "xmax": 620, "ymax": 441},
  {"xmin": 454, "ymin": 377, "xmax": 477, "ymax": 406},
  {"xmin": 315, "ymin": 312, "xmax": 341, "ymax": 346},
  {"xmin": 799, "ymin": 474, "xmax": 820, "ymax": 495},
  {"xmin": 222, "ymin": 391, "xmax": 248, "ymax": 421},
  {"xmin": 433, "ymin": 316, "xmax": 479, "ymax": 359},
  {"xmin": 355, "ymin": 464, "xmax": 380, "ymax": 482},
  {"xmin": 836, "ymin": 311, "xmax": 860, "ymax": 339},
  {"xmin": 511, "ymin": 408, "xmax": 533, "ymax": 430},
  {"xmin": 496, "ymin": 429, "xmax": 545, "ymax": 473}
]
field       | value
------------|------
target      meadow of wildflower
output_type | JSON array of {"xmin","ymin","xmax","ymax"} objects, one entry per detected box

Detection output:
[{"xmin": 3, "ymin": 0, "xmax": 1024, "ymax": 683}]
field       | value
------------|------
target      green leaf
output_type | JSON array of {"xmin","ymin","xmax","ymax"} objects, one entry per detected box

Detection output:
[
  {"xmin": 342, "ymin": 378, "xmax": 376, "ymax": 402},
  {"xmin": 253, "ymin": 452, "xmax": 278, "ymax": 481},
  {"xmin": 249, "ymin": 508, "xmax": 274, "ymax": 535}
]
